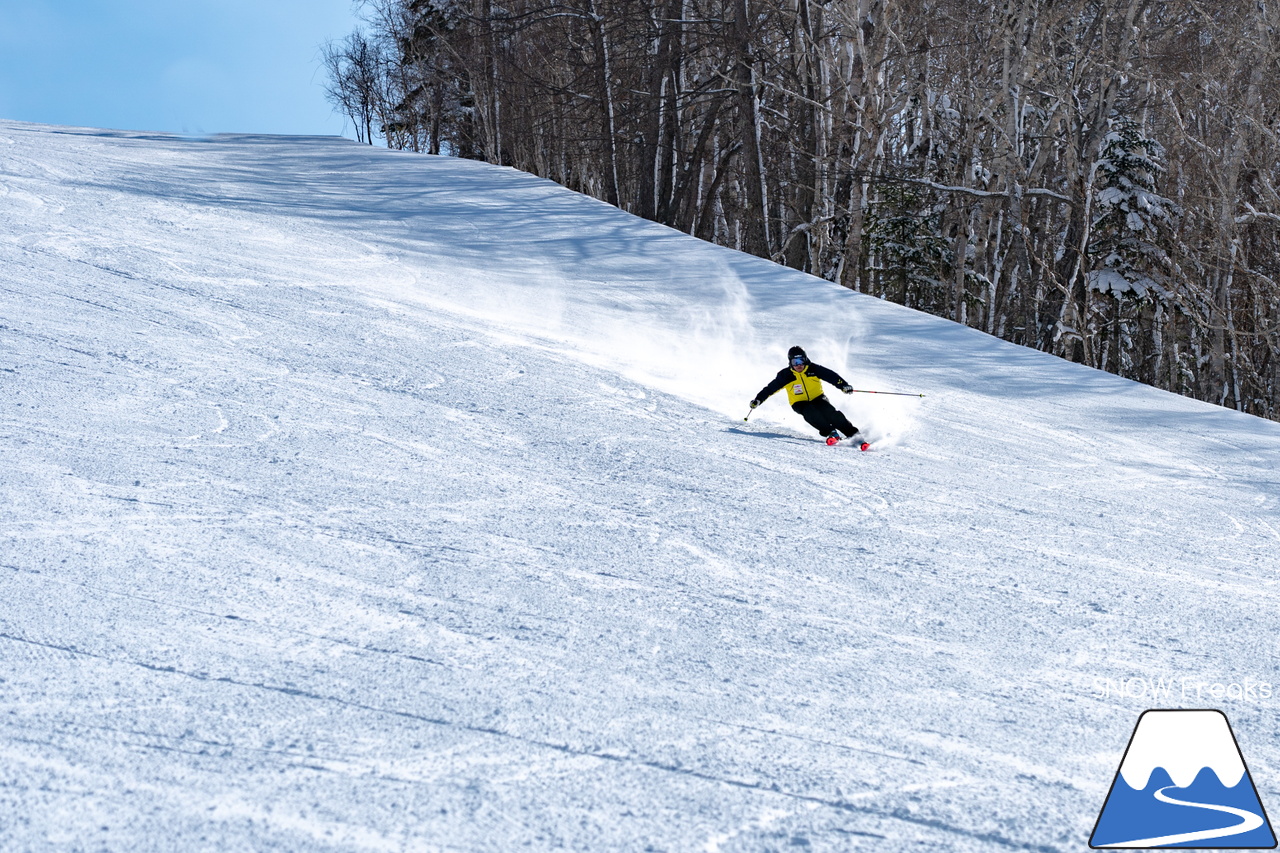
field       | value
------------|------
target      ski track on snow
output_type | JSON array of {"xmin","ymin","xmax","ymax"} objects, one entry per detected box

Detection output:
[{"xmin": 2, "ymin": 120, "xmax": 1280, "ymax": 852}]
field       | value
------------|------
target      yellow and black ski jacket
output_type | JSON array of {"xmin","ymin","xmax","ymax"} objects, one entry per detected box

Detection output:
[{"xmin": 754, "ymin": 363, "xmax": 850, "ymax": 408}]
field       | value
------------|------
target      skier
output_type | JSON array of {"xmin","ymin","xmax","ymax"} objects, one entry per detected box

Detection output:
[{"xmin": 750, "ymin": 346, "xmax": 864, "ymax": 446}]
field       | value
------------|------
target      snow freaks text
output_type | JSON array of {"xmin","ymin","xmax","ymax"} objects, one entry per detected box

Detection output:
[{"xmin": 1093, "ymin": 676, "xmax": 1273, "ymax": 703}]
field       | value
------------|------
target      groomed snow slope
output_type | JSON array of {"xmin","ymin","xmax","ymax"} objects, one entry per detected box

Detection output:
[{"xmin": 2, "ymin": 121, "xmax": 1279, "ymax": 852}]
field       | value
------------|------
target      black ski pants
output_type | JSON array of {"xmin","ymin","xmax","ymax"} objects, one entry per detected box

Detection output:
[{"xmin": 792, "ymin": 395, "xmax": 857, "ymax": 438}]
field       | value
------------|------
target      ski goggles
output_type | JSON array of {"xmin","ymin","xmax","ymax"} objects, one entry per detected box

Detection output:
[{"xmin": 790, "ymin": 356, "xmax": 808, "ymax": 367}]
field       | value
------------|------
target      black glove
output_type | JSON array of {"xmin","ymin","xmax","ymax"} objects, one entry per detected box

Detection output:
[
  {"xmin": 840, "ymin": 383, "xmax": 853, "ymax": 394},
  {"xmin": 749, "ymin": 399, "xmax": 760, "ymax": 409}
]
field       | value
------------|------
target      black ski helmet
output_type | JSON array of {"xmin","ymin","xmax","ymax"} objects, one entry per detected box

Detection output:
[{"xmin": 787, "ymin": 346, "xmax": 808, "ymax": 365}]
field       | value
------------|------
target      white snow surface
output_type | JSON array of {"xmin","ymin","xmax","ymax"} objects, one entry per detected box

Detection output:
[{"xmin": 3, "ymin": 120, "xmax": 1280, "ymax": 852}]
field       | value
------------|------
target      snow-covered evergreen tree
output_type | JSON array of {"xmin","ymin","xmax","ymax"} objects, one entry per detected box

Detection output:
[
  {"xmin": 1086, "ymin": 114, "xmax": 1175, "ymax": 378},
  {"xmin": 1087, "ymin": 114, "xmax": 1173, "ymax": 300},
  {"xmin": 865, "ymin": 182, "xmax": 950, "ymax": 313}
]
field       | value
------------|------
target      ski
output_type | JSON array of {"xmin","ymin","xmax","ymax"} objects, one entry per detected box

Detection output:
[{"xmin": 826, "ymin": 433, "xmax": 872, "ymax": 451}]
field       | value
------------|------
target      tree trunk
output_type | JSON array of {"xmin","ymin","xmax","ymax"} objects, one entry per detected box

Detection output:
[{"xmin": 732, "ymin": 0, "xmax": 770, "ymax": 257}]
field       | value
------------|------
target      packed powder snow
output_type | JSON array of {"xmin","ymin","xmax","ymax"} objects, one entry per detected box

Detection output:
[{"xmin": 3, "ymin": 121, "xmax": 1280, "ymax": 851}]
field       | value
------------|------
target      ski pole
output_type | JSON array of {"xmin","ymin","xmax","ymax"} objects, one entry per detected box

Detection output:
[
  {"xmin": 743, "ymin": 407, "xmax": 754, "ymax": 422},
  {"xmin": 847, "ymin": 389, "xmax": 925, "ymax": 398}
]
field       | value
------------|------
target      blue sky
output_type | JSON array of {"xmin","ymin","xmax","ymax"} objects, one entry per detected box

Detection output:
[{"xmin": 0, "ymin": 1, "xmax": 363, "ymax": 136}]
